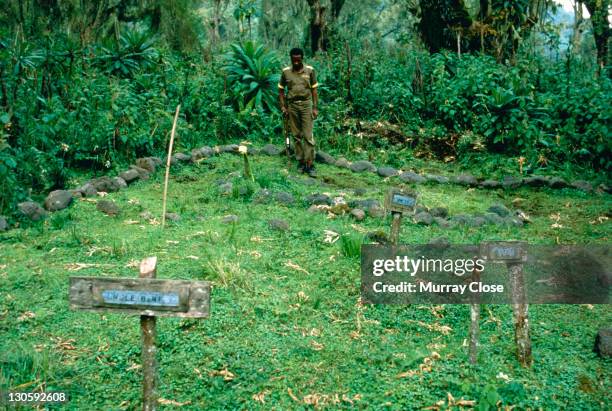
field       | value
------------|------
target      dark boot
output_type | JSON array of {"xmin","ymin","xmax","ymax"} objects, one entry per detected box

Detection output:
[{"xmin": 306, "ymin": 164, "xmax": 317, "ymax": 178}]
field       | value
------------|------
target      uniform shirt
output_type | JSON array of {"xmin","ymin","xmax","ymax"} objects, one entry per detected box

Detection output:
[{"xmin": 278, "ymin": 65, "xmax": 318, "ymax": 101}]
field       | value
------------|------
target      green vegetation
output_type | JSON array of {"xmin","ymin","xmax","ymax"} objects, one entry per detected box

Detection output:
[
  {"xmin": 0, "ymin": 1, "xmax": 610, "ymax": 409},
  {"xmin": 1, "ymin": 155, "xmax": 610, "ymax": 409},
  {"xmin": 0, "ymin": 1, "xmax": 610, "ymax": 216}
]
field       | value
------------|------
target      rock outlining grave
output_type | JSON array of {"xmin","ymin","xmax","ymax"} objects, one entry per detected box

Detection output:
[
  {"xmin": 136, "ymin": 157, "xmax": 162, "ymax": 173},
  {"xmin": 365, "ymin": 230, "xmax": 388, "ymax": 244},
  {"xmin": 399, "ymin": 171, "xmax": 427, "ymax": 184},
  {"xmin": 69, "ymin": 190, "xmax": 83, "ymax": 199},
  {"xmin": 368, "ymin": 205, "xmax": 385, "ymax": 218},
  {"xmin": 130, "ymin": 165, "xmax": 151, "ymax": 180},
  {"xmin": 222, "ymin": 215, "xmax": 239, "ymax": 224},
  {"xmin": 414, "ymin": 211, "xmax": 433, "ymax": 225},
  {"xmin": 350, "ymin": 160, "xmax": 376, "ymax": 173},
  {"xmin": 18, "ymin": 201, "xmax": 48, "ymax": 221},
  {"xmin": 453, "ymin": 173, "xmax": 478, "ymax": 186},
  {"xmin": 120, "ymin": 169, "xmax": 140, "ymax": 184},
  {"xmin": 140, "ymin": 211, "xmax": 154, "ymax": 220},
  {"xmin": 77, "ymin": 183, "xmax": 97, "ymax": 197},
  {"xmin": 350, "ymin": 208, "xmax": 366, "ymax": 221},
  {"xmin": 428, "ymin": 236, "xmax": 450, "ymax": 249},
  {"xmin": 502, "ymin": 176, "xmax": 522, "ymax": 189},
  {"xmin": 268, "ymin": 219, "xmax": 289, "ymax": 231},
  {"xmin": 0, "ymin": 216, "xmax": 8, "ymax": 232},
  {"xmin": 598, "ymin": 183, "xmax": 611, "ymax": 194},
  {"xmin": 165, "ymin": 213, "xmax": 181, "ymax": 222},
  {"xmin": 218, "ymin": 182, "xmax": 233, "ymax": 195},
  {"xmin": 253, "ymin": 189, "xmax": 272, "ymax": 204},
  {"xmin": 433, "ymin": 217, "xmax": 452, "ymax": 228},
  {"xmin": 261, "ymin": 144, "xmax": 282, "ymax": 156},
  {"xmin": 112, "ymin": 177, "xmax": 127, "ymax": 190},
  {"xmin": 425, "ymin": 174, "xmax": 450, "ymax": 184},
  {"xmin": 220, "ymin": 144, "xmax": 239, "ymax": 154},
  {"xmin": 571, "ymin": 180, "xmax": 593, "ymax": 193},
  {"xmin": 275, "ymin": 192, "xmax": 295, "ymax": 205},
  {"xmin": 315, "ymin": 151, "xmax": 336, "ymax": 165},
  {"xmin": 335, "ymin": 157, "xmax": 351, "ymax": 169},
  {"xmin": 429, "ymin": 207, "xmax": 449, "ymax": 218},
  {"xmin": 548, "ymin": 177, "xmax": 568, "ymax": 189},
  {"xmin": 90, "ymin": 176, "xmax": 123, "ymax": 193},
  {"xmin": 523, "ymin": 175, "xmax": 549, "ymax": 187},
  {"xmin": 306, "ymin": 193, "xmax": 332, "ymax": 206},
  {"xmin": 488, "ymin": 203, "xmax": 511, "ymax": 217},
  {"xmin": 191, "ymin": 146, "xmax": 213, "ymax": 162},
  {"xmin": 594, "ymin": 328, "xmax": 612, "ymax": 358},
  {"xmin": 44, "ymin": 190, "xmax": 73, "ymax": 211},
  {"xmin": 171, "ymin": 153, "xmax": 191, "ymax": 164},
  {"xmin": 377, "ymin": 167, "xmax": 398, "ymax": 177},
  {"xmin": 481, "ymin": 179, "xmax": 501, "ymax": 189},
  {"xmin": 484, "ymin": 213, "xmax": 505, "ymax": 225},
  {"xmin": 349, "ymin": 199, "xmax": 380, "ymax": 211},
  {"xmin": 96, "ymin": 200, "xmax": 120, "ymax": 216},
  {"xmin": 451, "ymin": 214, "xmax": 474, "ymax": 226}
]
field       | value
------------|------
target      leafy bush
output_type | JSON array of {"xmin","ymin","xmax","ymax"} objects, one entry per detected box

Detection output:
[{"xmin": 223, "ymin": 42, "xmax": 279, "ymax": 112}]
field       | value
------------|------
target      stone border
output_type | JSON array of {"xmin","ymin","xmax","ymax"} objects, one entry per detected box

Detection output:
[{"xmin": 1, "ymin": 143, "xmax": 607, "ymax": 232}]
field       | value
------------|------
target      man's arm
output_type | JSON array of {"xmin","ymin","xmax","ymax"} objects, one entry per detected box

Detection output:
[{"xmin": 311, "ymin": 69, "xmax": 319, "ymax": 119}]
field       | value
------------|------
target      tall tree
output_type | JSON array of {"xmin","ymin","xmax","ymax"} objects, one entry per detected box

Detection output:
[
  {"xmin": 306, "ymin": 0, "xmax": 346, "ymax": 54},
  {"xmin": 307, "ymin": 0, "xmax": 327, "ymax": 53},
  {"xmin": 581, "ymin": 0, "xmax": 611, "ymax": 74}
]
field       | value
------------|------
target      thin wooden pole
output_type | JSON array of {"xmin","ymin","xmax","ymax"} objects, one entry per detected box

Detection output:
[
  {"xmin": 508, "ymin": 262, "xmax": 532, "ymax": 367},
  {"xmin": 390, "ymin": 212, "xmax": 402, "ymax": 245},
  {"xmin": 469, "ymin": 266, "xmax": 481, "ymax": 364},
  {"xmin": 161, "ymin": 105, "xmax": 181, "ymax": 228},
  {"xmin": 140, "ymin": 257, "xmax": 158, "ymax": 411}
]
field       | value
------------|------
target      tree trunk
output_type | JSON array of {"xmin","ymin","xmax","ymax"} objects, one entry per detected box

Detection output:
[
  {"xmin": 211, "ymin": 0, "xmax": 222, "ymax": 46},
  {"xmin": 582, "ymin": 0, "xmax": 611, "ymax": 75},
  {"xmin": 307, "ymin": 0, "xmax": 326, "ymax": 54},
  {"xmin": 258, "ymin": 0, "xmax": 272, "ymax": 42}
]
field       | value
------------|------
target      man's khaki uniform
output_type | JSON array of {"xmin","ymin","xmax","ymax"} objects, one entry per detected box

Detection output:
[{"xmin": 278, "ymin": 65, "xmax": 318, "ymax": 164}]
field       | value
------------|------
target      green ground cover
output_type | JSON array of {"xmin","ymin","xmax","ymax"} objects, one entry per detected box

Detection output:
[{"xmin": 1, "ymin": 153, "xmax": 610, "ymax": 410}]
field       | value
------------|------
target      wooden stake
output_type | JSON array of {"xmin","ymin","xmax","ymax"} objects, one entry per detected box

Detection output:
[
  {"xmin": 390, "ymin": 212, "xmax": 402, "ymax": 245},
  {"xmin": 508, "ymin": 262, "xmax": 532, "ymax": 367},
  {"xmin": 161, "ymin": 105, "xmax": 181, "ymax": 228},
  {"xmin": 469, "ymin": 266, "xmax": 481, "ymax": 364},
  {"xmin": 139, "ymin": 257, "xmax": 158, "ymax": 411}
]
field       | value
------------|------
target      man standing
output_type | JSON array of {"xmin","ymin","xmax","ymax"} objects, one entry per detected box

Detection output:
[{"xmin": 278, "ymin": 48, "xmax": 319, "ymax": 177}]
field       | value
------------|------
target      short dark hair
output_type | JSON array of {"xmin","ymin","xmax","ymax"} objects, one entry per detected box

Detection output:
[{"xmin": 290, "ymin": 48, "xmax": 304, "ymax": 57}]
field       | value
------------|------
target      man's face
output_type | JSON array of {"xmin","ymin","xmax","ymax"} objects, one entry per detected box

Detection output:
[{"xmin": 291, "ymin": 54, "xmax": 303, "ymax": 69}]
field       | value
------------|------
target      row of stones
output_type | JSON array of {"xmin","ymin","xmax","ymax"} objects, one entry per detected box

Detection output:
[
  {"xmin": 0, "ymin": 141, "xmax": 596, "ymax": 231},
  {"xmin": 216, "ymin": 175, "xmax": 526, "ymax": 229}
]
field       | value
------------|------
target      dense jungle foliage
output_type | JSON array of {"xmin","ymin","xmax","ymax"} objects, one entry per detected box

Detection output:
[{"xmin": 0, "ymin": 0, "xmax": 610, "ymax": 215}]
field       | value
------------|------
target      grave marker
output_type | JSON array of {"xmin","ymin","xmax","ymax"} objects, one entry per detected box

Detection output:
[
  {"xmin": 476, "ymin": 241, "xmax": 532, "ymax": 367},
  {"xmin": 69, "ymin": 257, "xmax": 210, "ymax": 410},
  {"xmin": 384, "ymin": 188, "xmax": 417, "ymax": 245}
]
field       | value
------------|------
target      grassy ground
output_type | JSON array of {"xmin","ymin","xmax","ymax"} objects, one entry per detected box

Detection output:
[{"xmin": 1, "ymin": 153, "xmax": 610, "ymax": 410}]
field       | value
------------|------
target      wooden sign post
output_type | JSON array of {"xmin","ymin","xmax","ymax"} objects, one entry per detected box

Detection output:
[
  {"xmin": 384, "ymin": 188, "xmax": 417, "ymax": 245},
  {"xmin": 69, "ymin": 257, "xmax": 210, "ymax": 410},
  {"xmin": 479, "ymin": 241, "xmax": 532, "ymax": 367},
  {"xmin": 469, "ymin": 265, "xmax": 481, "ymax": 364}
]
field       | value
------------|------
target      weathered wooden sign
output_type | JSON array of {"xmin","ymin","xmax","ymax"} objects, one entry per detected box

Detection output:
[
  {"xmin": 385, "ymin": 188, "xmax": 418, "ymax": 245},
  {"xmin": 471, "ymin": 241, "xmax": 532, "ymax": 367},
  {"xmin": 384, "ymin": 188, "xmax": 418, "ymax": 215},
  {"xmin": 69, "ymin": 277, "xmax": 210, "ymax": 318},
  {"xmin": 480, "ymin": 241, "xmax": 527, "ymax": 263},
  {"xmin": 69, "ymin": 257, "xmax": 210, "ymax": 410}
]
